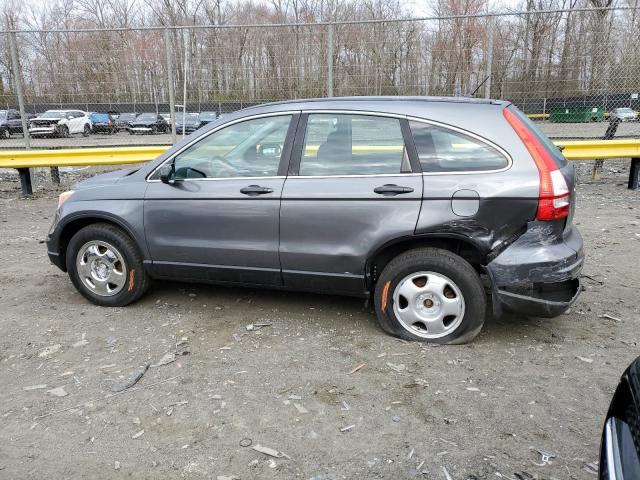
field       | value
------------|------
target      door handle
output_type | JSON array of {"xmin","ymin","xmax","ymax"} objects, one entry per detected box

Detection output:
[
  {"xmin": 374, "ymin": 184, "xmax": 414, "ymax": 196},
  {"xmin": 240, "ymin": 185, "xmax": 274, "ymax": 196}
]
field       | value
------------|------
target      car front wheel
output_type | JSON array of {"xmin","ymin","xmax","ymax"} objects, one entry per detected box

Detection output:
[
  {"xmin": 83, "ymin": 124, "xmax": 91, "ymax": 137},
  {"xmin": 374, "ymin": 248, "xmax": 486, "ymax": 344},
  {"xmin": 66, "ymin": 223, "xmax": 149, "ymax": 307}
]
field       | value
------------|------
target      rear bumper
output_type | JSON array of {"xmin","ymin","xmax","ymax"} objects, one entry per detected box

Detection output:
[{"xmin": 486, "ymin": 222, "xmax": 584, "ymax": 318}]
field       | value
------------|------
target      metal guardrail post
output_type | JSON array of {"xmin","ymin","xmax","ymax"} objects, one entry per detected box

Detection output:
[
  {"xmin": 164, "ymin": 28, "xmax": 177, "ymax": 144},
  {"xmin": 327, "ymin": 23, "xmax": 334, "ymax": 98},
  {"xmin": 629, "ymin": 159, "xmax": 640, "ymax": 190},
  {"xmin": 9, "ymin": 31, "xmax": 34, "ymax": 197}
]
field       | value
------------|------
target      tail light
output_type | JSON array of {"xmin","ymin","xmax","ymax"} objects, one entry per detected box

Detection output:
[{"xmin": 503, "ymin": 109, "xmax": 570, "ymax": 220}]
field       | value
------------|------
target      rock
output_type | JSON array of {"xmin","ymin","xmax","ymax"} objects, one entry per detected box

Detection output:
[
  {"xmin": 386, "ymin": 362, "xmax": 406, "ymax": 373},
  {"xmin": 131, "ymin": 429, "xmax": 144, "ymax": 439},
  {"xmin": 114, "ymin": 461, "xmax": 120, "ymax": 470},
  {"xmin": 38, "ymin": 344, "xmax": 61, "ymax": 357},
  {"xmin": 47, "ymin": 387, "xmax": 68, "ymax": 397},
  {"xmin": 23, "ymin": 384, "xmax": 48, "ymax": 391},
  {"xmin": 294, "ymin": 403, "xmax": 308, "ymax": 414}
]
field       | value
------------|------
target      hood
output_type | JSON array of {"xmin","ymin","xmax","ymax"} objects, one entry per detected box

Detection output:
[
  {"xmin": 73, "ymin": 168, "xmax": 138, "ymax": 189},
  {"xmin": 31, "ymin": 117, "xmax": 63, "ymax": 124}
]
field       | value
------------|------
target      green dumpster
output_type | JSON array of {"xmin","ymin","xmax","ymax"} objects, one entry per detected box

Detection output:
[{"xmin": 549, "ymin": 107, "xmax": 605, "ymax": 123}]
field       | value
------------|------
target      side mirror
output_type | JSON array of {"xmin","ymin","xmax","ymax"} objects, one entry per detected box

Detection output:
[{"xmin": 159, "ymin": 163, "xmax": 175, "ymax": 185}]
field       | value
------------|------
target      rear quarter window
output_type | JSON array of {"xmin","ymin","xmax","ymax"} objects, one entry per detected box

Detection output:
[{"xmin": 410, "ymin": 121, "xmax": 509, "ymax": 173}]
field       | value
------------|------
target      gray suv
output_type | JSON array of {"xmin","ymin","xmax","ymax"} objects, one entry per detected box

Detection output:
[{"xmin": 46, "ymin": 97, "xmax": 584, "ymax": 344}]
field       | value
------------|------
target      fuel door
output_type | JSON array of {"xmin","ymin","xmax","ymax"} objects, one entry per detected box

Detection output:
[{"xmin": 451, "ymin": 189, "xmax": 480, "ymax": 217}]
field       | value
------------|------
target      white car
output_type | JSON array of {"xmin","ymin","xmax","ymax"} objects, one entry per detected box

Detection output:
[{"xmin": 29, "ymin": 110, "xmax": 92, "ymax": 138}]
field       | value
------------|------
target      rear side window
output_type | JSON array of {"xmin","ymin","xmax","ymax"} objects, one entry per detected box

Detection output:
[
  {"xmin": 410, "ymin": 121, "xmax": 508, "ymax": 173},
  {"xmin": 299, "ymin": 114, "xmax": 410, "ymax": 176}
]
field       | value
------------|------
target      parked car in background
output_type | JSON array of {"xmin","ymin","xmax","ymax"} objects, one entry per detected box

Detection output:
[
  {"xmin": 89, "ymin": 113, "xmax": 117, "ymax": 134},
  {"xmin": 176, "ymin": 113, "xmax": 202, "ymax": 134},
  {"xmin": 160, "ymin": 113, "xmax": 172, "ymax": 127},
  {"xmin": 46, "ymin": 96, "xmax": 584, "ymax": 344},
  {"xmin": 116, "ymin": 112, "xmax": 137, "ymax": 132},
  {"xmin": 129, "ymin": 113, "xmax": 169, "ymax": 135},
  {"xmin": 0, "ymin": 109, "xmax": 24, "ymax": 138},
  {"xmin": 609, "ymin": 107, "xmax": 638, "ymax": 122},
  {"xmin": 198, "ymin": 111, "xmax": 218, "ymax": 127},
  {"xmin": 29, "ymin": 110, "xmax": 91, "ymax": 138}
]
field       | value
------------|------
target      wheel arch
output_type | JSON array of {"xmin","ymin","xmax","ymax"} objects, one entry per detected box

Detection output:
[
  {"xmin": 56, "ymin": 214, "xmax": 143, "ymax": 272},
  {"xmin": 366, "ymin": 234, "xmax": 488, "ymax": 289}
]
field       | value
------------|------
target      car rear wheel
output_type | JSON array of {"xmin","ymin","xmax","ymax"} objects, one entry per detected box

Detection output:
[
  {"xmin": 151, "ymin": 126, "xmax": 158, "ymax": 135},
  {"xmin": 1, "ymin": 128, "xmax": 10, "ymax": 139},
  {"xmin": 374, "ymin": 248, "xmax": 486, "ymax": 344},
  {"xmin": 66, "ymin": 223, "xmax": 149, "ymax": 307},
  {"xmin": 83, "ymin": 124, "xmax": 91, "ymax": 137}
]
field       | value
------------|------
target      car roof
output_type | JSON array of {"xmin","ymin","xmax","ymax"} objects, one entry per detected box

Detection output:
[{"xmin": 243, "ymin": 95, "xmax": 506, "ymax": 110}]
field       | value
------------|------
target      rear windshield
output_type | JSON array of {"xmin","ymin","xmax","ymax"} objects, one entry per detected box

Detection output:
[
  {"xmin": 508, "ymin": 105, "xmax": 567, "ymax": 167},
  {"xmin": 137, "ymin": 113, "xmax": 156, "ymax": 121}
]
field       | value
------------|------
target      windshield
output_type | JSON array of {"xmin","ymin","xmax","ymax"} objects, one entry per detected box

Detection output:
[
  {"xmin": 616, "ymin": 108, "xmax": 633, "ymax": 113},
  {"xmin": 200, "ymin": 112, "xmax": 217, "ymax": 120},
  {"xmin": 41, "ymin": 111, "xmax": 67, "ymax": 119},
  {"xmin": 137, "ymin": 113, "xmax": 156, "ymax": 121},
  {"xmin": 119, "ymin": 113, "xmax": 136, "ymax": 121}
]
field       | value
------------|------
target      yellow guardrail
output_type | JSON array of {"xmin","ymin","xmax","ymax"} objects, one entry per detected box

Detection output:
[
  {"xmin": 1, "ymin": 139, "xmax": 638, "ymax": 169},
  {"xmin": 557, "ymin": 139, "xmax": 640, "ymax": 160},
  {"xmin": 0, "ymin": 146, "xmax": 170, "ymax": 169}
]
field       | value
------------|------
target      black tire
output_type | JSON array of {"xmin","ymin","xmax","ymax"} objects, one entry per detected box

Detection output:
[
  {"xmin": 129, "ymin": 129, "xmax": 135, "ymax": 135},
  {"xmin": 59, "ymin": 125, "xmax": 69, "ymax": 138},
  {"xmin": 373, "ymin": 248, "xmax": 486, "ymax": 344},
  {"xmin": 1, "ymin": 128, "xmax": 9, "ymax": 139},
  {"xmin": 66, "ymin": 223, "xmax": 150, "ymax": 307},
  {"xmin": 83, "ymin": 124, "xmax": 91, "ymax": 137},
  {"xmin": 151, "ymin": 125, "xmax": 158, "ymax": 135}
]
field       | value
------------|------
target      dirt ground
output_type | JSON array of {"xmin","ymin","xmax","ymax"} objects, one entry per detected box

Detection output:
[{"xmin": 0, "ymin": 161, "xmax": 639, "ymax": 480}]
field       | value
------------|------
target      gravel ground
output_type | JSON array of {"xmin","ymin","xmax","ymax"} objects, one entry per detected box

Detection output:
[
  {"xmin": 0, "ymin": 120, "xmax": 638, "ymax": 150},
  {"xmin": 0, "ymin": 161, "xmax": 639, "ymax": 480}
]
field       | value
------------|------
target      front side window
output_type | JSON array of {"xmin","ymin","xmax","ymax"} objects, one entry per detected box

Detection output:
[
  {"xmin": 170, "ymin": 115, "xmax": 292, "ymax": 180},
  {"xmin": 410, "ymin": 121, "xmax": 508, "ymax": 173},
  {"xmin": 299, "ymin": 114, "xmax": 409, "ymax": 176}
]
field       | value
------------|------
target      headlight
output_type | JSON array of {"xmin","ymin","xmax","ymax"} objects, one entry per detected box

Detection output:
[{"xmin": 58, "ymin": 190, "xmax": 74, "ymax": 207}]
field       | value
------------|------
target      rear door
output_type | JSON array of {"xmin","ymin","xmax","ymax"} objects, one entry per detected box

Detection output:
[{"xmin": 279, "ymin": 112, "xmax": 423, "ymax": 294}]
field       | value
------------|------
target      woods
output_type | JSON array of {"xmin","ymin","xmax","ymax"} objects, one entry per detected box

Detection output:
[{"xmin": 0, "ymin": 0, "xmax": 638, "ymax": 109}]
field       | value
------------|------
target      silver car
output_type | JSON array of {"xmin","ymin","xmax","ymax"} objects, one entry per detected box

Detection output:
[
  {"xmin": 610, "ymin": 107, "xmax": 638, "ymax": 122},
  {"xmin": 46, "ymin": 97, "xmax": 584, "ymax": 344}
]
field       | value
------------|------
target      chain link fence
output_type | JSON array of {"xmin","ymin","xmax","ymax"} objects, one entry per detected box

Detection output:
[{"xmin": 0, "ymin": 7, "xmax": 639, "ymax": 149}]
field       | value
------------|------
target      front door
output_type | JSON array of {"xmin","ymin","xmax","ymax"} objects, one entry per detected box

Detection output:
[
  {"xmin": 279, "ymin": 112, "xmax": 423, "ymax": 294},
  {"xmin": 144, "ymin": 113, "xmax": 298, "ymax": 285}
]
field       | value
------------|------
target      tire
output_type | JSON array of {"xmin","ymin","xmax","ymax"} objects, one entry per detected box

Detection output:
[
  {"xmin": 373, "ymin": 248, "xmax": 486, "ymax": 344},
  {"xmin": 129, "ymin": 129, "xmax": 135, "ymax": 135},
  {"xmin": 151, "ymin": 126, "xmax": 158, "ymax": 135},
  {"xmin": 83, "ymin": 124, "xmax": 91, "ymax": 137},
  {"xmin": 59, "ymin": 125, "xmax": 69, "ymax": 138},
  {"xmin": 1, "ymin": 128, "xmax": 9, "ymax": 139},
  {"xmin": 66, "ymin": 223, "xmax": 150, "ymax": 307}
]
